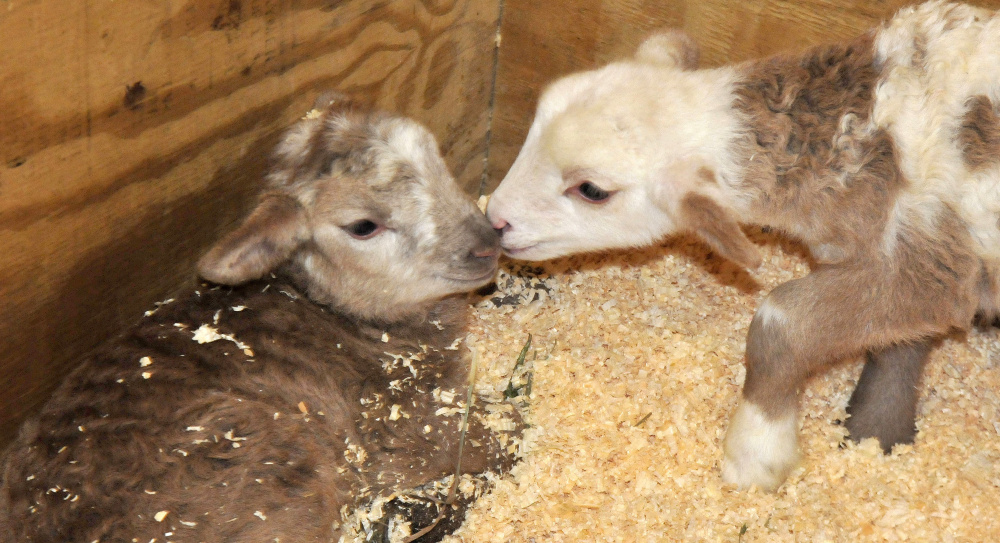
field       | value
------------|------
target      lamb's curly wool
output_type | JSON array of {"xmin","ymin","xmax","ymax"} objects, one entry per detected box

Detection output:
[{"xmin": 1, "ymin": 280, "xmax": 515, "ymax": 542}]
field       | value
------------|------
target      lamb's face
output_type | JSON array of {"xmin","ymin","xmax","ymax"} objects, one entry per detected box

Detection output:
[
  {"xmin": 298, "ymin": 114, "xmax": 500, "ymax": 316},
  {"xmin": 486, "ymin": 65, "xmax": 686, "ymax": 261},
  {"xmin": 198, "ymin": 99, "xmax": 499, "ymax": 321},
  {"xmin": 486, "ymin": 34, "xmax": 761, "ymax": 269}
]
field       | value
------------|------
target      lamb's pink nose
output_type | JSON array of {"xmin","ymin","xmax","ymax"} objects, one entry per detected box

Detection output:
[
  {"xmin": 491, "ymin": 217, "xmax": 510, "ymax": 234},
  {"xmin": 472, "ymin": 246, "xmax": 499, "ymax": 258}
]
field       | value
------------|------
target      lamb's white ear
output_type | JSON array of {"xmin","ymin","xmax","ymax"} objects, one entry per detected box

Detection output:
[
  {"xmin": 198, "ymin": 194, "xmax": 310, "ymax": 285},
  {"xmin": 635, "ymin": 29, "xmax": 700, "ymax": 70},
  {"xmin": 679, "ymin": 192, "xmax": 762, "ymax": 269}
]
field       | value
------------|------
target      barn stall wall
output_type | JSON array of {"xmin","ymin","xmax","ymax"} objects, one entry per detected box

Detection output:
[{"xmin": 4, "ymin": 0, "xmax": 1000, "ymax": 464}]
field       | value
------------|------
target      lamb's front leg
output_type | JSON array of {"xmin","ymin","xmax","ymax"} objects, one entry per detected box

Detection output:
[
  {"xmin": 721, "ymin": 271, "xmax": 900, "ymax": 491},
  {"xmin": 721, "ymin": 294, "xmax": 809, "ymax": 492}
]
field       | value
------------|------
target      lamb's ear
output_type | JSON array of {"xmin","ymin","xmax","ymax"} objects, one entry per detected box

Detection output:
[
  {"xmin": 198, "ymin": 194, "xmax": 310, "ymax": 285},
  {"xmin": 679, "ymin": 193, "xmax": 762, "ymax": 269},
  {"xmin": 635, "ymin": 30, "xmax": 700, "ymax": 70}
]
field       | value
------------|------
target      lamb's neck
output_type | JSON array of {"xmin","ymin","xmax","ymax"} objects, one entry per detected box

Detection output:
[
  {"xmin": 654, "ymin": 67, "xmax": 760, "ymax": 219},
  {"xmin": 714, "ymin": 33, "xmax": 887, "ymax": 259}
]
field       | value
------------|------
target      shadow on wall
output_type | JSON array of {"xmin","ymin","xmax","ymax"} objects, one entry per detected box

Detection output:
[{"xmin": 0, "ymin": 123, "xmax": 285, "ymax": 448}]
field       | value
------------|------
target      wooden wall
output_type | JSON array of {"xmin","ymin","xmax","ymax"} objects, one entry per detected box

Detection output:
[
  {"xmin": 7, "ymin": 0, "xmax": 1000, "ymax": 452},
  {"xmin": 0, "ymin": 0, "xmax": 501, "ymax": 447},
  {"xmin": 485, "ymin": 0, "xmax": 1000, "ymax": 192}
]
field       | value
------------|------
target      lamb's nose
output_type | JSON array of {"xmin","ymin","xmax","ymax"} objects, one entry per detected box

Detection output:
[
  {"xmin": 472, "ymin": 246, "xmax": 499, "ymax": 259},
  {"xmin": 491, "ymin": 217, "xmax": 510, "ymax": 235}
]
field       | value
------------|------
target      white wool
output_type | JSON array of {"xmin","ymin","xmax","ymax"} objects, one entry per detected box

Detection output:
[
  {"xmin": 753, "ymin": 298, "xmax": 789, "ymax": 329},
  {"xmin": 873, "ymin": 1, "xmax": 1000, "ymax": 262},
  {"xmin": 721, "ymin": 401, "xmax": 800, "ymax": 492}
]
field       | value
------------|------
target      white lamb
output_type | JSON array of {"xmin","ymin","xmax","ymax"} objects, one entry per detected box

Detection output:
[{"xmin": 486, "ymin": 1, "xmax": 1000, "ymax": 491}]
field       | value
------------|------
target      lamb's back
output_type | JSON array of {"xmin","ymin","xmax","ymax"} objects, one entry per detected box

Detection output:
[{"xmin": 0, "ymin": 278, "xmax": 472, "ymax": 542}]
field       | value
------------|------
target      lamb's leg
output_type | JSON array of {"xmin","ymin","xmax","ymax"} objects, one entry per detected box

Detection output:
[
  {"xmin": 845, "ymin": 339, "xmax": 932, "ymax": 452},
  {"xmin": 721, "ymin": 268, "xmax": 932, "ymax": 491},
  {"xmin": 721, "ymin": 292, "xmax": 814, "ymax": 492}
]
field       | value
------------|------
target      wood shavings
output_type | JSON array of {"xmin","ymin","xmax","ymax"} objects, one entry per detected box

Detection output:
[
  {"xmin": 340, "ymin": 473, "xmax": 497, "ymax": 543},
  {"xmin": 139, "ymin": 356, "xmax": 153, "ymax": 367},
  {"xmin": 481, "ymin": 265, "xmax": 555, "ymax": 309},
  {"xmin": 450, "ymin": 232, "xmax": 1000, "ymax": 542},
  {"xmin": 190, "ymin": 324, "xmax": 254, "ymax": 356},
  {"xmin": 435, "ymin": 406, "xmax": 466, "ymax": 417},
  {"xmin": 435, "ymin": 388, "xmax": 457, "ymax": 404},
  {"xmin": 223, "ymin": 430, "xmax": 247, "ymax": 442},
  {"xmin": 345, "ymin": 441, "xmax": 368, "ymax": 465},
  {"xmin": 143, "ymin": 298, "xmax": 176, "ymax": 317},
  {"xmin": 154, "ymin": 510, "xmax": 169, "ymax": 522}
]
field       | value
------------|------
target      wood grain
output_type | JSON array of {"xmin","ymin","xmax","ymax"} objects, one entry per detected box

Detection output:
[
  {"xmin": 485, "ymin": 0, "xmax": 1000, "ymax": 192},
  {"xmin": 0, "ymin": 0, "xmax": 500, "ymax": 447}
]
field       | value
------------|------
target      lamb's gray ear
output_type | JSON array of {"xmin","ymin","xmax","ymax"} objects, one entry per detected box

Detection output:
[
  {"xmin": 635, "ymin": 30, "xmax": 700, "ymax": 70},
  {"xmin": 198, "ymin": 194, "xmax": 310, "ymax": 285},
  {"xmin": 679, "ymin": 193, "xmax": 762, "ymax": 269}
]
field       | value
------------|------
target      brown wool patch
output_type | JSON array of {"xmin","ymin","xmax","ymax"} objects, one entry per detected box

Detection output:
[
  {"xmin": 734, "ymin": 33, "xmax": 880, "ymax": 194},
  {"xmin": 959, "ymin": 95, "xmax": 1000, "ymax": 171}
]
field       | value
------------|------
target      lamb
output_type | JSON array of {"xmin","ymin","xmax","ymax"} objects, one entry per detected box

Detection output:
[
  {"xmin": 486, "ymin": 1, "xmax": 1000, "ymax": 492},
  {"xmin": 0, "ymin": 94, "xmax": 521, "ymax": 541}
]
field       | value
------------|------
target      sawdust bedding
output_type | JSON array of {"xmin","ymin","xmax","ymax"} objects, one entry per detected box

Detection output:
[{"xmin": 450, "ymin": 229, "xmax": 1000, "ymax": 542}]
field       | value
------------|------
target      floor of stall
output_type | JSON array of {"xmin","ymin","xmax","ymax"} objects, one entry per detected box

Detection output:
[{"xmin": 450, "ymin": 228, "xmax": 1000, "ymax": 542}]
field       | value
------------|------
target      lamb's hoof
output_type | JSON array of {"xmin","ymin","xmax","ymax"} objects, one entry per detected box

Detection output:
[
  {"xmin": 721, "ymin": 402, "xmax": 800, "ymax": 492},
  {"xmin": 844, "ymin": 417, "xmax": 916, "ymax": 455},
  {"xmin": 721, "ymin": 451, "xmax": 795, "ymax": 492}
]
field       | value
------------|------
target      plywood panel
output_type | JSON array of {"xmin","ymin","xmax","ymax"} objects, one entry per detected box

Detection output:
[
  {"xmin": 486, "ymin": 0, "xmax": 1000, "ymax": 192},
  {"xmin": 0, "ymin": 0, "xmax": 501, "ymax": 447}
]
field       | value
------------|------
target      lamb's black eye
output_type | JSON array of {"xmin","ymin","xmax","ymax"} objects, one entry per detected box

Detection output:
[
  {"xmin": 344, "ymin": 219, "xmax": 382, "ymax": 240},
  {"xmin": 574, "ymin": 182, "xmax": 612, "ymax": 203}
]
